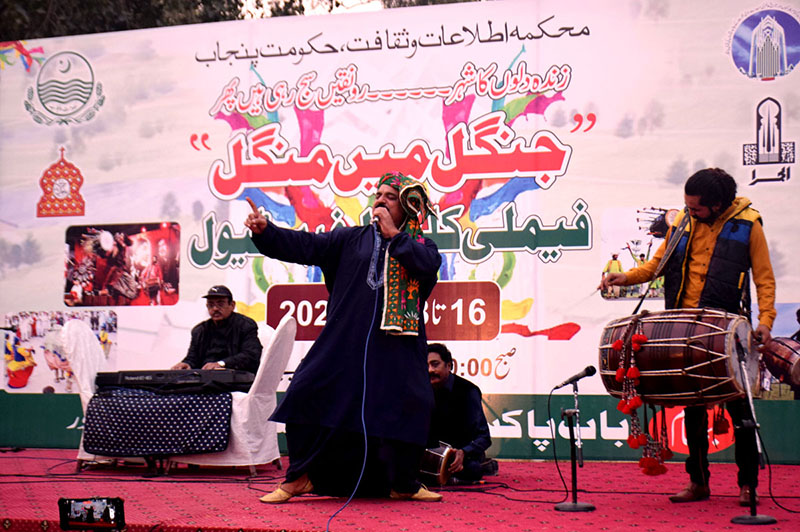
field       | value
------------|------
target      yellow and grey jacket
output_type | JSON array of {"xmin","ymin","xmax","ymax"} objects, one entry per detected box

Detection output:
[{"xmin": 625, "ymin": 197, "xmax": 776, "ymax": 329}]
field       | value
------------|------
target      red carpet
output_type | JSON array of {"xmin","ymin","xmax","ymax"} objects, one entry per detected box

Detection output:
[{"xmin": 2, "ymin": 449, "xmax": 799, "ymax": 531}]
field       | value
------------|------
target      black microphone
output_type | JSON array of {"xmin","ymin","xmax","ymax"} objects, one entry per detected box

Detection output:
[{"xmin": 554, "ymin": 365, "xmax": 596, "ymax": 390}]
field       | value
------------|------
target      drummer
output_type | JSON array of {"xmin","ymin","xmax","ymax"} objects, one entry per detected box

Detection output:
[
  {"xmin": 601, "ymin": 168, "xmax": 776, "ymax": 507},
  {"xmin": 427, "ymin": 343, "xmax": 495, "ymax": 484}
]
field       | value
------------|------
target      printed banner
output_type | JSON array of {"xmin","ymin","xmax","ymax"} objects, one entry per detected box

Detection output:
[{"xmin": 1, "ymin": 0, "xmax": 799, "ymax": 459}]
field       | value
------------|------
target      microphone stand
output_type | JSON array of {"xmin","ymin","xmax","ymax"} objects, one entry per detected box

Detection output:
[
  {"xmin": 555, "ymin": 381, "xmax": 595, "ymax": 512},
  {"xmin": 731, "ymin": 334, "xmax": 776, "ymax": 526}
]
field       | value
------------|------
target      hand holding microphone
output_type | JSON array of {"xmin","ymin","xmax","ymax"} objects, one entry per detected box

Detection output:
[{"xmin": 372, "ymin": 204, "xmax": 399, "ymax": 238}]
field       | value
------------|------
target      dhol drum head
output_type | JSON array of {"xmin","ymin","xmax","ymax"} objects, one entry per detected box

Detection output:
[
  {"xmin": 599, "ymin": 308, "xmax": 759, "ymax": 406},
  {"xmin": 761, "ymin": 337, "xmax": 800, "ymax": 387},
  {"xmin": 419, "ymin": 444, "xmax": 456, "ymax": 486}
]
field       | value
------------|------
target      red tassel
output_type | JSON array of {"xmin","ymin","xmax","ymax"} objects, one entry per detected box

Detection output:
[
  {"xmin": 617, "ymin": 399, "xmax": 628, "ymax": 412},
  {"xmin": 628, "ymin": 396, "xmax": 643, "ymax": 410},
  {"xmin": 615, "ymin": 367, "xmax": 626, "ymax": 382},
  {"xmin": 632, "ymin": 334, "xmax": 648, "ymax": 344},
  {"xmin": 631, "ymin": 342, "xmax": 642, "ymax": 352},
  {"xmin": 645, "ymin": 463, "xmax": 665, "ymax": 476},
  {"xmin": 637, "ymin": 433, "xmax": 648, "ymax": 445},
  {"xmin": 627, "ymin": 366, "xmax": 641, "ymax": 379},
  {"xmin": 661, "ymin": 448, "xmax": 674, "ymax": 460},
  {"xmin": 612, "ymin": 339, "xmax": 624, "ymax": 351},
  {"xmin": 627, "ymin": 434, "xmax": 640, "ymax": 449}
]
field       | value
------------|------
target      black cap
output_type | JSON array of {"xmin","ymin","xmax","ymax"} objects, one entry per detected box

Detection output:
[{"xmin": 202, "ymin": 285, "xmax": 233, "ymax": 299}]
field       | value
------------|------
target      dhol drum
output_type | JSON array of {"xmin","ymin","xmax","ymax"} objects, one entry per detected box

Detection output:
[
  {"xmin": 599, "ymin": 308, "xmax": 760, "ymax": 406},
  {"xmin": 419, "ymin": 443, "xmax": 456, "ymax": 486},
  {"xmin": 761, "ymin": 337, "xmax": 800, "ymax": 387}
]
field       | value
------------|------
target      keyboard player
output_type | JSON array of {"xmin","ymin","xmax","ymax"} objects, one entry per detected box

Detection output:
[{"xmin": 171, "ymin": 285, "xmax": 262, "ymax": 375}]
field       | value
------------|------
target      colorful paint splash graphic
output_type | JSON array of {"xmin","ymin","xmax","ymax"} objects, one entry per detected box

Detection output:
[{"xmin": 220, "ymin": 54, "xmax": 569, "ymax": 336}]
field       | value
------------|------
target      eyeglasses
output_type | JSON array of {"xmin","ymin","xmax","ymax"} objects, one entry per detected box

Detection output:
[{"xmin": 206, "ymin": 299, "xmax": 230, "ymax": 309}]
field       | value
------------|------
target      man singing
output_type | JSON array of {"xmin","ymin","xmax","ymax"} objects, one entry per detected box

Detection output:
[{"xmin": 247, "ymin": 172, "xmax": 442, "ymax": 503}]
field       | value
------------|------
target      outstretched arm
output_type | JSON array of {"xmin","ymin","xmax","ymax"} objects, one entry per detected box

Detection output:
[{"xmin": 245, "ymin": 197, "xmax": 339, "ymax": 268}]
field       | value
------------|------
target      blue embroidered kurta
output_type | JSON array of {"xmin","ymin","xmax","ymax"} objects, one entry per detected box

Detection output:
[{"xmin": 252, "ymin": 223, "xmax": 441, "ymax": 446}]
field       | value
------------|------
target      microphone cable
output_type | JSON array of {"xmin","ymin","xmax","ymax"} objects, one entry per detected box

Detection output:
[
  {"xmin": 756, "ymin": 427, "xmax": 800, "ymax": 513},
  {"xmin": 546, "ymin": 389, "xmax": 571, "ymax": 504},
  {"xmin": 326, "ymin": 225, "xmax": 382, "ymax": 531},
  {"xmin": 732, "ymin": 333, "xmax": 800, "ymax": 514}
]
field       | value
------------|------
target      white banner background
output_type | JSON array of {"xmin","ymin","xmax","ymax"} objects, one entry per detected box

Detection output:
[{"xmin": 1, "ymin": 0, "xmax": 798, "ymax": 400}]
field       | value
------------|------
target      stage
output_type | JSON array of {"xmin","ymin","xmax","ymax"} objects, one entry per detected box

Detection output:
[{"xmin": 1, "ymin": 449, "xmax": 799, "ymax": 531}]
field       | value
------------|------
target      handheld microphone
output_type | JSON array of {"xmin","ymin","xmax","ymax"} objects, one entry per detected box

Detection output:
[
  {"xmin": 554, "ymin": 365, "xmax": 596, "ymax": 390},
  {"xmin": 372, "ymin": 205, "xmax": 386, "ymax": 232}
]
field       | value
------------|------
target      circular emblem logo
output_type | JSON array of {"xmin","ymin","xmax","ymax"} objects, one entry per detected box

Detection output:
[
  {"xmin": 36, "ymin": 52, "xmax": 95, "ymax": 116},
  {"xmin": 730, "ymin": 9, "xmax": 800, "ymax": 81}
]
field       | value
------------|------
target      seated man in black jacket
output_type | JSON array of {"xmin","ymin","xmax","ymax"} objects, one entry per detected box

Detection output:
[
  {"xmin": 171, "ymin": 285, "xmax": 262, "ymax": 375},
  {"xmin": 427, "ymin": 343, "xmax": 495, "ymax": 484}
]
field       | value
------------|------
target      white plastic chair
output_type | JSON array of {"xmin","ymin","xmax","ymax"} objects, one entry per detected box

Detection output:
[
  {"xmin": 169, "ymin": 314, "xmax": 296, "ymax": 474},
  {"xmin": 59, "ymin": 319, "xmax": 128, "ymax": 469}
]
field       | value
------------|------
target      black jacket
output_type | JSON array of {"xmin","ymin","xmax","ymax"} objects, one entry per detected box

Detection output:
[
  {"xmin": 181, "ymin": 312, "xmax": 262, "ymax": 374},
  {"xmin": 428, "ymin": 373, "xmax": 491, "ymax": 458}
]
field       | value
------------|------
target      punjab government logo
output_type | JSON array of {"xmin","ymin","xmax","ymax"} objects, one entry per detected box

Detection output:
[
  {"xmin": 25, "ymin": 51, "xmax": 104, "ymax": 125},
  {"xmin": 728, "ymin": 7, "xmax": 800, "ymax": 81}
]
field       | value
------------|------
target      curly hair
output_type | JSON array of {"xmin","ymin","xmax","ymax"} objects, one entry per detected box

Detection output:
[{"xmin": 684, "ymin": 168, "xmax": 737, "ymax": 210}]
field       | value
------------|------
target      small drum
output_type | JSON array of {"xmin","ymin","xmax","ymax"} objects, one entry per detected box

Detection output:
[
  {"xmin": 599, "ymin": 308, "xmax": 759, "ymax": 406},
  {"xmin": 761, "ymin": 337, "xmax": 800, "ymax": 387},
  {"xmin": 419, "ymin": 443, "xmax": 456, "ymax": 486}
]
